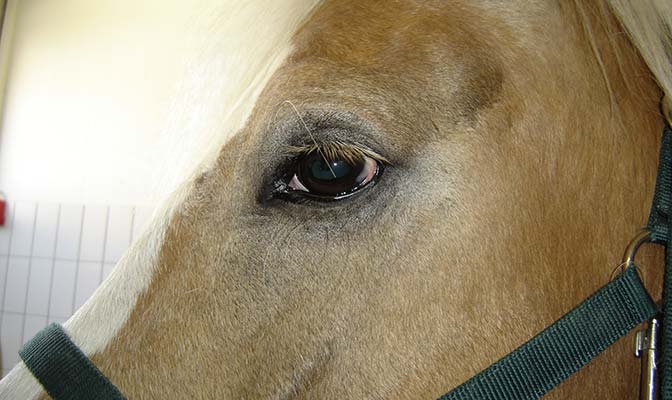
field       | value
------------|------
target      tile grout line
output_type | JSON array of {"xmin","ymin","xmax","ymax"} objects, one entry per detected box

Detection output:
[
  {"xmin": 98, "ymin": 206, "xmax": 111, "ymax": 285},
  {"xmin": 2, "ymin": 310, "xmax": 64, "ymax": 319},
  {"xmin": 70, "ymin": 205, "xmax": 86, "ymax": 318},
  {"xmin": 129, "ymin": 206, "xmax": 137, "ymax": 243},
  {"xmin": 0, "ymin": 201, "xmax": 17, "ymax": 334},
  {"xmin": 110, "ymin": 205, "xmax": 136, "ymax": 279},
  {"xmin": 0, "ymin": 254, "xmax": 119, "ymax": 264},
  {"xmin": 19, "ymin": 203, "xmax": 39, "ymax": 344},
  {"xmin": 45, "ymin": 204, "xmax": 63, "ymax": 325}
]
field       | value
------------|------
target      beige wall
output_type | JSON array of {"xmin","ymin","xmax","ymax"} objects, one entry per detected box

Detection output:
[
  {"xmin": 0, "ymin": 0, "xmax": 320, "ymax": 206},
  {"xmin": 0, "ymin": 0, "xmax": 18, "ymax": 119},
  {"xmin": 0, "ymin": 0, "xmax": 207, "ymax": 205}
]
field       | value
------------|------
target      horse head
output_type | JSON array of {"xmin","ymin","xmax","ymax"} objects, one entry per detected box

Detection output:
[{"xmin": 2, "ymin": 1, "xmax": 670, "ymax": 398}]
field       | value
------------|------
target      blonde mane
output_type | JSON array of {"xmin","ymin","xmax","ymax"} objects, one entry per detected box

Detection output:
[{"xmin": 607, "ymin": 0, "xmax": 672, "ymax": 116}]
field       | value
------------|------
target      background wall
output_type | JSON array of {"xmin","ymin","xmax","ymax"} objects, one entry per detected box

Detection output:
[
  {"xmin": 0, "ymin": 0, "xmax": 320, "ymax": 377},
  {"xmin": 0, "ymin": 0, "xmax": 207, "ymax": 374},
  {"xmin": 0, "ymin": 0, "xmax": 193, "ymax": 375},
  {"xmin": 0, "ymin": 0, "xmax": 208, "ymax": 205},
  {"xmin": 0, "ymin": 0, "xmax": 17, "ymax": 125}
]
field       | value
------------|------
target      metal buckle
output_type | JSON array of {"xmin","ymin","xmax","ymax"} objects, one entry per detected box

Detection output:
[
  {"xmin": 622, "ymin": 230, "xmax": 658, "ymax": 400},
  {"xmin": 635, "ymin": 317, "xmax": 660, "ymax": 400},
  {"xmin": 611, "ymin": 230, "xmax": 652, "ymax": 281},
  {"xmin": 623, "ymin": 230, "xmax": 652, "ymax": 269}
]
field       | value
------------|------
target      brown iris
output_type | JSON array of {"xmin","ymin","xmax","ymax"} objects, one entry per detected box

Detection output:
[{"xmin": 288, "ymin": 152, "xmax": 380, "ymax": 200}]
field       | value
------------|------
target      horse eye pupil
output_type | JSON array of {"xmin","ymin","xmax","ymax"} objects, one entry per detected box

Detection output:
[
  {"xmin": 287, "ymin": 150, "xmax": 381, "ymax": 201},
  {"xmin": 310, "ymin": 159, "xmax": 352, "ymax": 181}
]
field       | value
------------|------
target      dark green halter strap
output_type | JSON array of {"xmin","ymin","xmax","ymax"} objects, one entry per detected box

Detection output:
[
  {"xmin": 437, "ymin": 266, "xmax": 656, "ymax": 400},
  {"xmin": 647, "ymin": 125, "xmax": 672, "ymax": 399},
  {"xmin": 19, "ymin": 323, "xmax": 125, "ymax": 400},
  {"xmin": 436, "ymin": 125, "xmax": 672, "ymax": 399}
]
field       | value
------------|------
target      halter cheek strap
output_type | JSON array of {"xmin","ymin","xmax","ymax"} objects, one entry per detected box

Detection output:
[
  {"xmin": 19, "ymin": 323, "xmax": 125, "ymax": 400},
  {"xmin": 437, "ymin": 265, "xmax": 656, "ymax": 400},
  {"xmin": 435, "ymin": 123, "xmax": 672, "ymax": 400},
  {"xmin": 647, "ymin": 118, "xmax": 672, "ymax": 399}
]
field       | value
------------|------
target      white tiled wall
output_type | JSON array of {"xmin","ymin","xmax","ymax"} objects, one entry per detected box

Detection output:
[{"xmin": 0, "ymin": 201, "xmax": 153, "ymax": 376}]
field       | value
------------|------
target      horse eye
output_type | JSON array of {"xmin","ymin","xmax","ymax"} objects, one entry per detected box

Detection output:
[{"xmin": 287, "ymin": 152, "xmax": 381, "ymax": 200}]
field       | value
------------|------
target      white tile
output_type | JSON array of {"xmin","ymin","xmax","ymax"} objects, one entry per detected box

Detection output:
[
  {"xmin": 9, "ymin": 202, "xmax": 36, "ymax": 257},
  {"xmin": 0, "ymin": 202, "xmax": 15, "ymax": 255},
  {"xmin": 104, "ymin": 206, "xmax": 133, "ymax": 263},
  {"xmin": 22, "ymin": 315, "xmax": 48, "ymax": 344},
  {"xmin": 1, "ymin": 313, "xmax": 25, "ymax": 372},
  {"xmin": 3, "ymin": 257, "xmax": 30, "ymax": 313},
  {"xmin": 102, "ymin": 263, "xmax": 116, "ymax": 282},
  {"xmin": 79, "ymin": 206, "xmax": 108, "ymax": 262},
  {"xmin": 25, "ymin": 258, "xmax": 53, "ymax": 316},
  {"xmin": 0, "ymin": 256, "xmax": 8, "ymax": 310},
  {"xmin": 32, "ymin": 204, "xmax": 60, "ymax": 258},
  {"xmin": 74, "ymin": 262, "xmax": 102, "ymax": 310},
  {"xmin": 48, "ymin": 260, "xmax": 77, "ymax": 318},
  {"xmin": 55, "ymin": 205, "xmax": 83, "ymax": 260},
  {"xmin": 131, "ymin": 206, "xmax": 154, "ymax": 241}
]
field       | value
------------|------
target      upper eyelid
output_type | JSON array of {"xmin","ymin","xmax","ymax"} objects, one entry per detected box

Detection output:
[
  {"xmin": 286, "ymin": 141, "xmax": 391, "ymax": 165},
  {"xmin": 267, "ymin": 109, "xmax": 395, "ymax": 161}
]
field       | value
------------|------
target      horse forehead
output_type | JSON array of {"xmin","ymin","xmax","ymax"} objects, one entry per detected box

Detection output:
[
  {"xmin": 292, "ymin": 1, "xmax": 499, "ymax": 65},
  {"xmin": 291, "ymin": 0, "xmax": 558, "ymax": 56},
  {"xmin": 250, "ymin": 0, "xmax": 518, "ymax": 151},
  {"xmin": 255, "ymin": 0, "xmax": 595, "ymax": 153}
]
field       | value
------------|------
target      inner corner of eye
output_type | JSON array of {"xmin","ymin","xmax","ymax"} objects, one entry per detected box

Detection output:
[
  {"xmin": 288, "ymin": 174, "xmax": 309, "ymax": 192},
  {"xmin": 357, "ymin": 156, "xmax": 378, "ymax": 184}
]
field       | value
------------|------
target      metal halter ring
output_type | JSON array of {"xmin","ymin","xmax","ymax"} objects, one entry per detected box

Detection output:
[{"xmin": 622, "ymin": 230, "xmax": 653, "ymax": 268}]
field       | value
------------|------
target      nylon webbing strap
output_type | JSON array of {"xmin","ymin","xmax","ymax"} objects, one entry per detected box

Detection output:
[
  {"xmin": 437, "ymin": 266, "xmax": 656, "ymax": 400},
  {"xmin": 646, "ymin": 126, "xmax": 672, "ymax": 243},
  {"xmin": 19, "ymin": 323, "xmax": 125, "ymax": 400},
  {"xmin": 646, "ymin": 125, "xmax": 672, "ymax": 399}
]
